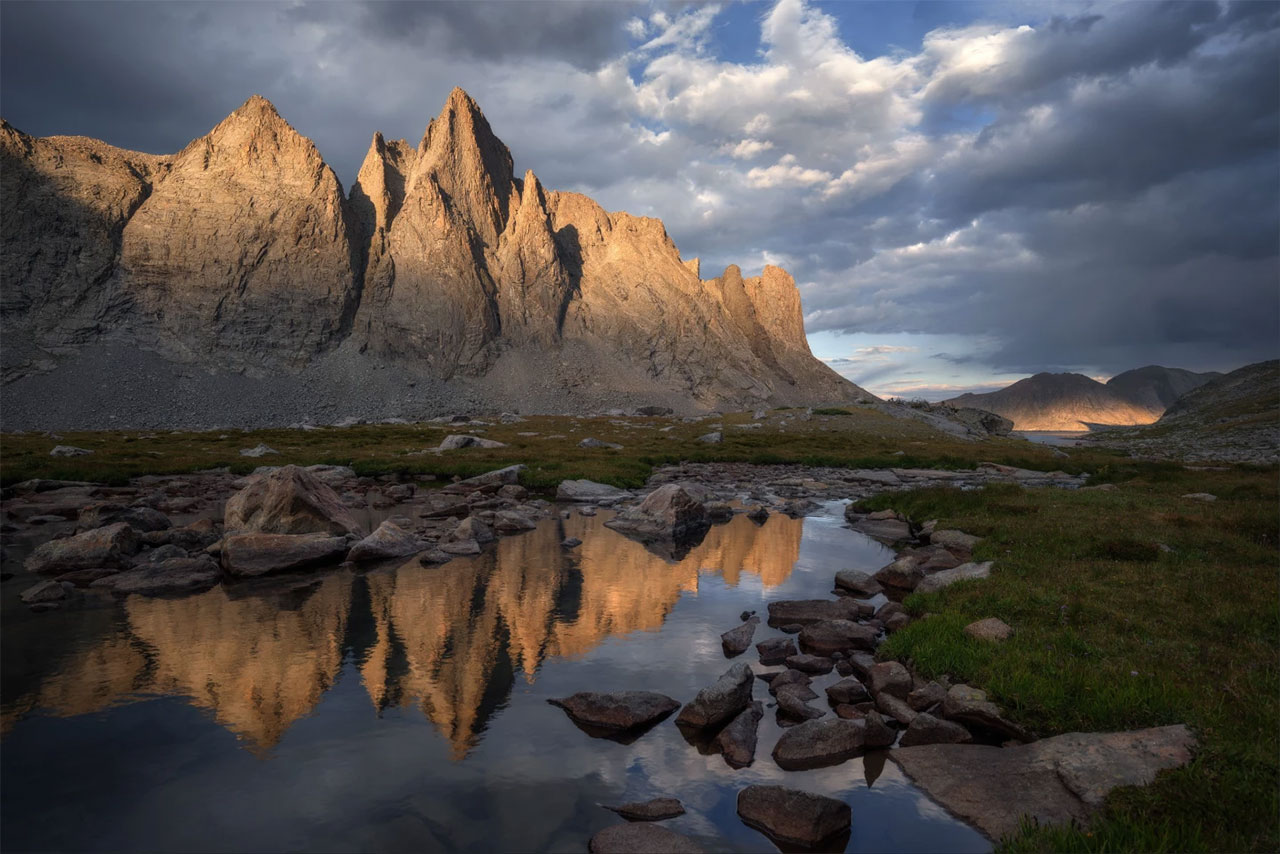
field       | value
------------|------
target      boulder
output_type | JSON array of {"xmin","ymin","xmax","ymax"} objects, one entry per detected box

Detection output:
[
  {"xmin": 847, "ymin": 516, "xmax": 913, "ymax": 543},
  {"xmin": 20, "ymin": 579, "xmax": 67, "ymax": 603},
  {"xmin": 50, "ymin": 445, "xmax": 93, "ymax": 457},
  {"xmin": 825, "ymin": 677, "xmax": 871, "ymax": 706},
  {"xmin": 714, "ymin": 701, "xmax": 764, "ymax": 768},
  {"xmin": 930, "ymin": 530, "xmax": 981, "ymax": 551},
  {"xmin": 437, "ymin": 434, "xmax": 507, "ymax": 450},
  {"xmin": 675, "ymin": 662, "xmax": 754, "ymax": 729},
  {"xmin": 785, "ymin": 654, "xmax": 834, "ymax": 675},
  {"xmin": 736, "ymin": 785, "xmax": 851, "ymax": 848},
  {"xmin": 588, "ymin": 823, "xmax": 702, "ymax": 854},
  {"xmin": 721, "ymin": 616, "xmax": 760, "ymax": 657},
  {"xmin": 873, "ymin": 556, "xmax": 925, "ymax": 590},
  {"xmin": 492, "ymin": 510, "xmax": 537, "ymax": 533},
  {"xmin": 864, "ymin": 710, "xmax": 897, "ymax": 748},
  {"xmin": 772, "ymin": 718, "xmax": 867, "ymax": 770},
  {"xmin": 604, "ymin": 797, "xmax": 685, "ymax": 822},
  {"xmin": 875, "ymin": 692, "xmax": 918, "ymax": 726},
  {"xmin": 891, "ymin": 725, "xmax": 1196, "ymax": 841},
  {"xmin": 77, "ymin": 503, "xmax": 172, "ymax": 533},
  {"xmin": 756, "ymin": 636, "xmax": 798, "ymax": 666},
  {"xmin": 224, "ymin": 465, "xmax": 364, "ymax": 537},
  {"xmin": 636, "ymin": 406, "xmax": 673, "ymax": 416},
  {"xmin": 705, "ymin": 502, "xmax": 735, "ymax": 522},
  {"xmin": 92, "ymin": 557, "xmax": 221, "ymax": 595},
  {"xmin": 965, "ymin": 617, "xmax": 1013, "ymax": 642},
  {"xmin": 442, "ymin": 465, "xmax": 526, "ymax": 494},
  {"xmin": 868, "ymin": 661, "xmax": 913, "ymax": 701},
  {"xmin": 445, "ymin": 516, "xmax": 496, "ymax": 545},
  {"xmin": 899, "ymin": 712, "xmax": 973, "ymax": 747},
  {"xmin": 908, "ymin": 681, "xmax": 947, "ymax": 711},
  {"xmin": 347, "ymin": 521, "xmax": 422, "ymax": 562},
  {"xmin": 798, "ymin": 620, "xmax": 878, "ymax": 656},
  {"xmin": 439, "ymin": 538, "xmax": 481, "ymax": 556},
  {"xmin": 766, "ymin": 598, "xmax": 870, "ymax": 627},
  {"xmin": 696, "ymin": 431, "xmax": 722, "ymax": 444},
  {"xmin": 775, "ymin": 684, "xmax": 825, "ymax": 721},
  {"xmin": 767, "ymin": 669, "xmax": 813, "ymax": 696},
  {"xmin": 940, "ymin": 684, "xmax": 1033, "ymax": 742},
  {"xmin": 605, "ymin": 483, "xmax": 709, "ymax": 545},
  {"xmin": 220, "ymin": 533, "xmax": 349, "ymax": 577},
  {"xmin": 915, "ymin": 561, "xmax": 993, "ymax": 594},
  {"xmin": 834, "ymin": 569, "xmax": 882, "ymax": 596},
  {"xmin": 25, "ymin": 522, "xmax": 138, "ymax": 574},
  {"xmin": 579, "ymin": 437, "xmax": 623, "ymax": 450},
  {"xmin": 555, "ymin": 479, "xmax": 627, "ymax": 502},
  {"xmin": 548, "ymin": 691, "xmax": 680, "ymax": 734}
]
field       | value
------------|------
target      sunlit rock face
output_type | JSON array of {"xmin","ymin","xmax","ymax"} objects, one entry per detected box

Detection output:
[
  {"xmin": 1, "ymin": 88, "xmax": 870, "ymax": 413},
  {"xmin": 5, "ymin": 513, "xmax": 804, "ymax": 757}
]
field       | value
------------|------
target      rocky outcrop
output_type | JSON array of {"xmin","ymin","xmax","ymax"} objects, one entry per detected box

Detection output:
[
  {"xmin": 223, "ymin": 465, "xmax": 364, "ymax": 538},
  {"xmin": 2, "ymin": 88, "xmax": 871, "ymax": 423}
]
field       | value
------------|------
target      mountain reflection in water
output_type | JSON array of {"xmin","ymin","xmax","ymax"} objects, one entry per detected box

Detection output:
[{"xmin": 4, "ymin": 511, "xmax": 803, "ymax": 756}]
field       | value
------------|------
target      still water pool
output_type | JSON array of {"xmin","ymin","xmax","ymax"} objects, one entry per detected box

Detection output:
[{"xmin": 2, "ymin": 507, "xmax": 990, "ymax": 853}]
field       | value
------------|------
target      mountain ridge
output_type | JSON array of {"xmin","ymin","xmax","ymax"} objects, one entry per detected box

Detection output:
[
  {"xmin": 0, "ymin": 89, "xmax": 869, "ymax": 427},
  {"xmin": 945, "ymin": 366, "xmax": 1222, "ymax": 431}
]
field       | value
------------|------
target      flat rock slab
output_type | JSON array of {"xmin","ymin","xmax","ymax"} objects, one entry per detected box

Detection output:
[
  {"xmin": 772, "ymin": 718, "xmax": 867, "ymax": 770},
  {"xmin": 737, "ymin": 785, "xmax": 851, "ymax": 848},
  {"xmin": 834, "ymin": 569, "xmax": 883, "ymax": 596},
  {"xmin": 92, "ymin": 557, "xmax": 221, "ymax": 596},
  {"xmin": 891, "ymin": 725, "xmax": 1196, "ymax": 841},
  {"xmin": 588, "ymin": 823, "xmax": 704, "ymax": 853},
  {"xmin": 604, "ymin": 797, "xmax": 685, "ymax": 822},
  {"xmin": 767, "ymin": 598, "xmax": 870, "ymax": 627},
  {"xmin": 798, "ymin": 620, "xmax": 878, "ymax": 655},
  {"xmin": 220, "ymin": 533, "xmax": 349, "ymax": 577},
  {"xmin": 549, "ymin": 692, "xmax": 680, "ymax": 736},
  {"xmin": 916, "ymin": 561, "xmax": 993, "ymax": 594}
]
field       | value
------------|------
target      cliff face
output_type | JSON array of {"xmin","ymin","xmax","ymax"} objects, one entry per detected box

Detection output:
[{"xmin": 0, "ymin": 88, "xmax": 868, "ymax": 419}]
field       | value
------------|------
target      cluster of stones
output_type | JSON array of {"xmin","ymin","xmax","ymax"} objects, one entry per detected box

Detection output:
[{"xmin": 4, "ymin": 462, "xmax": 590, "ymax": 607}]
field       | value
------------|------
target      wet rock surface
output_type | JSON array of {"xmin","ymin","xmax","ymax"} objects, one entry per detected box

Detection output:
[
  {"xmin": 736, "ymin": 785, "xmax": 851, "ymax": 848},
  {"xmin": 675, "ymin": 663, "xmax": 754, "ymax": 729},
  {"xmin": 549, "ymin": 692, "xmax": 681, "ymax": 735},
  {"xmin": 772, "ymin": 718, "xmax": 867, "ymax": 770},
  {"xmin": 713, "ymin": 701, "xmax": 764, "ymax": 769},
  {"xmin": 588, "ymin": 823, "xmax": 704, "ymax": 854},
  {"xmin": 603, "ymin": 797, "xmax": 686, "ymax": 822}
]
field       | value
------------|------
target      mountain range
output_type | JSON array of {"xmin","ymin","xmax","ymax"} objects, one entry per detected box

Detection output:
[
  {"xmin": 0, "ymin": 89, "xmax": 867, "ymax": 429},
  {"xmin": 946, "ymin": 366, "xmax": 1223, "ymax": 431}
]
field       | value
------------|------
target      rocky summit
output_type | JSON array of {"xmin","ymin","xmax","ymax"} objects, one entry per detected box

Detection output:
[{"xmin": 0, "ymin": 89, "xmax": 871, "ymax": 429}]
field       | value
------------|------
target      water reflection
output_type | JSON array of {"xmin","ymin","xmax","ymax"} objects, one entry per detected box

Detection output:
[{"xmin": 4, "ymin": 512, "xmax": 803, "ymax": 756}]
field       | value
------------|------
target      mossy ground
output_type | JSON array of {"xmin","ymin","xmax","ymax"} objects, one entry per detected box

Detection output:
[
  {"xmin": 866, "ymin": 466, "xmax": 1278, "ymax": 853},
  {"xmin": 2, "ymin": 410, "xmax": 1275, "ymax": 851}
]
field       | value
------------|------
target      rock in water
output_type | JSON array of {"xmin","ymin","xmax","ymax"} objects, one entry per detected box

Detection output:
[
  {"xmin": 892, "ymin": 725, "xmax": 1196, "ymax": 840},
  {"xmin": 767, "ymin": 598, "xmax": 870, "ymax": 627},
  {"xmin": 220, "ymin": 533, "xmax": 349, "ymax": 577},
  {"xmin": 798, "ymin": 620, "xmax": 878, "ymax": 655},
  {"xmin": 772, "ymin": 719, "xmax": 867, "ymax": 770},
  {"xmin": 676, "ymin": 662, "xmax": 754, "ymax": 729},
  {"xmin": 92, "ymin": 557, "xmax": 221, "ymax": 596},
  {"xmin": 605, "ymin": 483, "xmax": 710, "ymax": 545},
  {"xmin": 834, "ymin": 569, "xmax": 882, "ymax": 596},
  {"xmin": 603, "ymin": 798, "xmax": 685, "ymax": 822},
  {"xmin": 25, "ymin": 522, "xmax": 138, "ymax": 574},
  {"xmin": 899, "ymin": 713, "xmax": 973, "ymax": 747},
  {"xmin": 347, "ymin": 521, "xmax": 422, "ymax": 562},
  {"xmin": 588, "ymin": 823, "xmax": 703, "ymax": 854},
  {"xmin": 736, "ymin": 785, "xmax": 851, "ymax": 847},
  {"xmin": 714, "ymin": 701, "xmax": 764, "ymax": 768},
  {"xmin": 548, "ymin": 691, "xmax": 680, "ymax": 734},
  {"xmin": 224, "ymin": 465, "xmax": 365, "ymax": 538},
  {"xmin": 20, "ymin": 579, "xmax": 67, "ymax": 603},
  {"xmin": 721, "ymin": 616, "xmax": 760, "ymax": 657},
  {"xmin": 756, "ymin": 636, "xmax": 798, "ymax": 666}
]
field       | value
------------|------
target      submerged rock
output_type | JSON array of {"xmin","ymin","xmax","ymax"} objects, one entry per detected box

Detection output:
[
  {"xmin": 20, "ymin": 579, "xmax": 67, "ymax": 603},
  {"xmin": 892, "ymin": 725, "xmax": 1196, "ymax": 840},
  {"xmin": 220, "ymin": 533, "xmax": 348, "ymax": 577},
  {"xmin": 93, "ymin": 556, "xmax": 221, "ymax": 595},
  {"xmin": 603, "ymin": 797, "xmax": 685, "ymax": 822},
  {"xmin": 588, "ymin": 823, "xmax": 703, "ymax": 854},
  {"xmin": 736, "ymin": 785, "xmax": 851, "ymax": 848}
]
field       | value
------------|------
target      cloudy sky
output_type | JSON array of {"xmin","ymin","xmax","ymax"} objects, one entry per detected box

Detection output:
[{"xmin": 3, "ymin": 0, "xmax": 1276, "ymax": 398}]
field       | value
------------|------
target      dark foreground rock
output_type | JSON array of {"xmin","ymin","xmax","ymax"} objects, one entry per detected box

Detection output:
[
  {"xmin": 798, "ymin": 620, "xmax": 878, "ymax": 655},
  {"xmin": 548, "ymin": 691, "xmax": 680, "ymax": 735},
  {"xmin": 605, "ymin": 483, "xmax": 710, "ymax": 545},
  {"xmin": 93, "ymin": 557, "xmax": 221, "ymax": 596},
  {"xmin": 767, "ymin": 598, "xmax": 870, "ymax": 627},
  {"xmin": 347, "ymin": 521, "xmax": 422, "ymax": 562},
  {"xmin": 899, "ymin": 713, "xmax": 973, "ymax": 747},
  {"xmin": 588, "ymin": 823, "xmax": 703, "ymax": 854},
  {"xmin": 676, "ymin": 662, "xmax": 754, "ymax": 729},
  {"xmin": 604, "ymin": 797, "xmax": 685, "ymax": 821},
  {"xmin": 737, "ymin": 785, "xmax": 851, "ymax": 848},
  {"xmin": 714, "ymin": 701, "xmax": 764, "ymax": 768},
  {"xmin": 772, "ymin": 718, "xmax": 866, "ymax": 770},
  {"xmin": 25, "ymin": 522, "xmax": 138, "ymax": 574},
  {"xmin": 940, "ymin": 684, "xmax": 1033, "ymax": 742},
  {"xmin": 756, "ymin": 636, "xmax": 798, "ymax": 666},
  {"xmin": 220, "ymin": 533, "xmax": 349, "ymax": 577},
  {"xmin": 892, "ymin": 725, "xmax": 1196, "ymax": 840}
]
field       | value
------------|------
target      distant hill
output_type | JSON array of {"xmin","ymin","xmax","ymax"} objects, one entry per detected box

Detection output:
[
  {"xmin": 947, "ymin": 372, "xmax": 1162, "ymax": 430},
  {"xmin": 1160, "ymin": 360, "xmax": 1278, "ymax": 423},
  {"xmin": 1106, "ymin": 366, "xmax": 1222, "ymax": 412}
]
